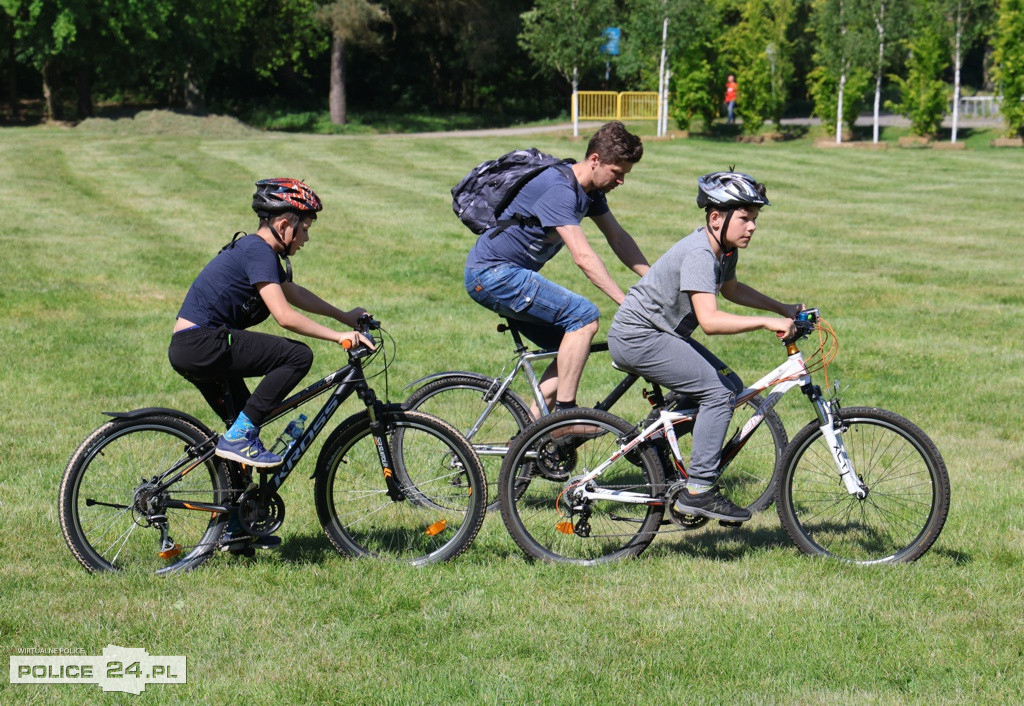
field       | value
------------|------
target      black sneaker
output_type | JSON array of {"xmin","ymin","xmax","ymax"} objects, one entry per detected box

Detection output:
[
  {"xmin": 672, "ymin": 486, "xmax": 751, "ymax": 523},
  {"xmin": 220, "ymin": 531, "xmax": 282, "ymax": 555}
]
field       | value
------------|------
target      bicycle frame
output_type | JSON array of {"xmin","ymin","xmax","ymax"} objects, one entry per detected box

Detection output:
[
  {"xmin": 148, "ymin": 344, "xmax": 407, "ymax": 517},
  {"xmin": 404, "ymin": 319, "xmax": 651, "ymax": 457},
  {"xmin": 569, "ymin": 324, "xmax": 867, "ymax": 508}
]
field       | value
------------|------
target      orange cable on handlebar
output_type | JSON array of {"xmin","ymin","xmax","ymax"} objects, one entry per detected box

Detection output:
[{"xmin": 801, "ymin": 318, "xmax": 838, "ymax": 389}]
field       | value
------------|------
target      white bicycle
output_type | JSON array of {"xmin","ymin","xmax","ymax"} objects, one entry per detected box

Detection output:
[{"xmin": 497, "ymin": 310, "xmax": 951, "ymax": 565}]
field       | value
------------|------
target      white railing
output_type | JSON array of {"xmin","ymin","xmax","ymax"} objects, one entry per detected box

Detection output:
[{"xmin": 955, "ymin": 96, "xmax": 1001, "ymax": 118}]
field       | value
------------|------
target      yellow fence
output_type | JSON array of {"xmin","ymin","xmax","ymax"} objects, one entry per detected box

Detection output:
[{"xmin": 574, "ymin": 91, "xmax": 661, "ymax": 121}]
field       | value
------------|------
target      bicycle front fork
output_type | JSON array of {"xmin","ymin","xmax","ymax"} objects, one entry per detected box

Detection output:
[{"xmin": 804, "ymin": 384, "xmax": 868, "ymax": 499}]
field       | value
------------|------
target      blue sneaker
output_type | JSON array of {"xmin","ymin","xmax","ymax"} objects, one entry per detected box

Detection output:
[{"xmin": 215, "ymin": 429, "xmax": 282, "ymax": 467}]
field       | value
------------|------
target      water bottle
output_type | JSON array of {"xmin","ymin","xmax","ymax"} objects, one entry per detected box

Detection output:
[{"xmin": 270, "ymin": 414, "xmax": 307, "ymax": 455}]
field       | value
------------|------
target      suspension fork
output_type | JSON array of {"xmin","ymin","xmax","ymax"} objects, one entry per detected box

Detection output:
[
  {"xmin": 361, "ymin": 386, "xmax": 406, "ymax": 502},
  {"xmin": 802, "ymin": 383, "xmax": 867, "ymax": 498}
]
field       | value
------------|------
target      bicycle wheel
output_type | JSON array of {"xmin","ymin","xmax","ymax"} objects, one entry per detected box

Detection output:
[
  {"xmin": 405, "ymin": 374, "xmax": 532, "ymax": 511},
  {"xmin": 499, "ymin": 408, "xmax": 666, "ymax": 565},
  {"xmin": 59, "ymin": 414, "xmax": 228, "ymax": 574},
  {"xmin": 314, "ymin": 409, "xmax": 487, "ymax": 565},
  {"xmin": 776, "ymin": 407, "xmax": 950, "ymax": 564},
  {"xmin": 716, "ymin": 396, "xmax": 788, "ymax": 512}
]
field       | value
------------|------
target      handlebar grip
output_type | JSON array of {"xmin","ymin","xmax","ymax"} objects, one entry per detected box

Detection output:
[{"xmin": 341, "ymin": 338, "xmax": 353, "ymax": 350}]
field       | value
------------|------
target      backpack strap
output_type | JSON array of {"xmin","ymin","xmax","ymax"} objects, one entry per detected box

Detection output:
[
  {"xmin": 490, "ymin": 162, "xmax": 576, "ymax": 238},
  {"xmin": 220, "ymin": 231, "xmax": 292, "ymax": 283}
]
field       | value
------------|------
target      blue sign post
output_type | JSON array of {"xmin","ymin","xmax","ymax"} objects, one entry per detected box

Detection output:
[
  {"xmin": 602, "ymin": 27, "xmax": 621, "ymax": 56},
  {"xmin": 602, "ymin": 27, "xmax": 620, "ymax": 81}
]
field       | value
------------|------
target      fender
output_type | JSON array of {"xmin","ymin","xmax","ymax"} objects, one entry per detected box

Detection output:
[
  {"xmin": 401, "ymin": 370, "xmax": 497, "ymax": 393},
  {"xmin": 103, "ymin": 407, "xmax": 217, "ymax": 437}
]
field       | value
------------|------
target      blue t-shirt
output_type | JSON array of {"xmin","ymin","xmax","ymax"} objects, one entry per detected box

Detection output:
[
  {"xmin": 465, "ymin": 165, "xmax": 610, "ymax": 272},
  {"xmin": 177, "ymin": 234, "xmax": 286, "ymax": 329}
]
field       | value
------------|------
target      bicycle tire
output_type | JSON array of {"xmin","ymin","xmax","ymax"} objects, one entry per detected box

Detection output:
[
  {"xmin": 59, "ymin": 415, "xmax": 228, "ymax": 574},
  {"xmin": 776, "ymin": 406, "xmax": 950, "ymax": 564},
  {"xmin": 404, "ymin": 374, "xmax": 532, "ymax": 511},
  {"xmin": 314, "ymin": 409, "xmax": 487, "ymax": 565},
  {"xmin": 715, "ymin": 396, "xmax": 788, "ymax": 512},
  {"xmin": 499, "ymin": 408, "xmax": 666, "ymax": 565}
]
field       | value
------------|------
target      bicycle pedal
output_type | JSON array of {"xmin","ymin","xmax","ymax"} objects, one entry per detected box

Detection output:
[
  {"xmin": 158, "ymin": 543, "xmax": 182, "ymax": 559},
  {"xmin": 718, "ymin": 520, "xmax": 744, "ymax": 528}
]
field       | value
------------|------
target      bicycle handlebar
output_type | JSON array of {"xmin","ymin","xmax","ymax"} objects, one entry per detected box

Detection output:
[
  {"xmin": 782, "ymin": 308, "xmax": 820, "ymax": 346},
  {"xmin": 341, "ymin": 313, "xmax": 381, "ymax": 359}
]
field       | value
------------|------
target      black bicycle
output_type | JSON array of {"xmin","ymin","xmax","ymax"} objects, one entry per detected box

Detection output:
[
  {"xmin": 59, "ymin": 316, "xmax": 487, "ymax": 574},
  {"xmin": 404, "ymin": 317, "xmax": 787, "ymax": 512}
]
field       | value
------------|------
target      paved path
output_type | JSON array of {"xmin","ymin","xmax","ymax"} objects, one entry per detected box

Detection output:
[{"xmin": 387, "ymin": 113, "xmax": 1000, "ymax": 138}]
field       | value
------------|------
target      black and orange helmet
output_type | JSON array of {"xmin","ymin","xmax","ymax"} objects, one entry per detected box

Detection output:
[{"xmin": 252, "ymin": 178, "xmax": 323, "ymax": 219}]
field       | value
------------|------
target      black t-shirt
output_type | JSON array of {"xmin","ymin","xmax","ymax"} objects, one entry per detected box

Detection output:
[{"xmin": 177, "ymin": 234, "xmax": 286, "ymax": 329}]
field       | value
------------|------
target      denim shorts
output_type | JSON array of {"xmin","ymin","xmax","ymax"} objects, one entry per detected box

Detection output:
[{"xmin": 465, "ymin": 265, "xmax": 600, "ymax": 350}]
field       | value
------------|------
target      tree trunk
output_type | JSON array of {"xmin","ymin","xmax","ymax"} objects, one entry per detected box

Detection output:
[
  {"xmin": 873, "ymin": 4, "xmax": 886, "ymax": 144},
  {"xmin": 3, "ymin": 14, "xmax": 17, "ymax": 120},
  {"xmin": 951, "ymin": 16, "xmax": 963, "ymax": 143},
  {"xmin": 183, "ymin": 66, "xmax": 206, "ymax": 116},
  {"xmin": 76, "ymin": 66, "xmax": 94, "ymax": 119},
  {"xmin": 836, "ymin": 68, "xmax": 846, "ymax": 143},
  {"xmin": 42, "ymin": 59, "xmax": 63, "ymax": 121},
  {"xmin": 329, "ymin": 33, "xmax": 347, "ymax": 125}
]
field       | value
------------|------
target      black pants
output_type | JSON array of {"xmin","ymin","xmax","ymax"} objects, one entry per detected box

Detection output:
[{"xmin": 168, "ymin": 326, "xmax": 313, "ymax": 428}]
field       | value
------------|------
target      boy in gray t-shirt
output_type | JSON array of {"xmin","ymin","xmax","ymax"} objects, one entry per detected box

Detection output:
[{"xmin": 608, "ymin": 171, "xmax": 802, "ymax": 523}]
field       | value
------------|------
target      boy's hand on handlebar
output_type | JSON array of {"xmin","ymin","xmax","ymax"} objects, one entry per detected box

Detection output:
[
  {"xmin": 338, "ymin": 331, "xmax": 377, "ymax": 350},
  {"xmin": 766, "ymin": 317, "xmax": 797, "ymax": 340}
]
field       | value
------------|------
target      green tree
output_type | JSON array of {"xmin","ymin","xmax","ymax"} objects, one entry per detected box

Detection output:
[
  {"xmin": 886, "ymin": 1, "xmax": 949, "ymax": 138},
  {"xmin": 992, "ymin": 0, "xmax": 1024, "ymax": 137},
  {"xmin": 1, "ymin": 0, "xmax": 85, "ymax": 120},
  {"xmin": 618, "ymin": 0, "xmax": 724, "ymax": 132},
  {"xmin": 866, "ymin": 0, "xmax": 911, "ymax": 143},
  {"xmin": 519, "ymin": 0, "xmax": 617, "ymax": 131},
  {"xmin": 939, "ymin": 0, "xmax": 993, "ymax": 142},
  {"xmin": 315, "ymin": 0, "xmax": 390, "ymax": 125},
  {"xmin": 726, "ymin": 0, "xmax": 797, "ymax": 135},
  {"xmin": 808, "ymin": 0, "xmax": 873, "ymax": 142}
]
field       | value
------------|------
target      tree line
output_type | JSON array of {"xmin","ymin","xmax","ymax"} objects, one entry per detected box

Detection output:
[{"xmin": 3, "ymin": 0, "xmax": 1022, "ymax": 138}]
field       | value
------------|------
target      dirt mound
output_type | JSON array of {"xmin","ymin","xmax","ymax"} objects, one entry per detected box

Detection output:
[{"xmin": 76, "ymin": 109, "xmax": 258, "ymax": 137}]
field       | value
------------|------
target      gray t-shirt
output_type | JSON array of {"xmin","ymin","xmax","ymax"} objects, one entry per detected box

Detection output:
[
  {"xmin": 465, "ymin": 165, "xmax": 609, "ymax": 272},
  {"xmin": 611, "ymin": 227, "xmax": 737, "ymax": 337}
]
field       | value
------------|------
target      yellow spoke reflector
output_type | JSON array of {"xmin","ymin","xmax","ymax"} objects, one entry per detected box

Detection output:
[
  {"xmin": 556, "ymin": 521, "xmax": 574, "ymax": 535},
  {"xmin": 425, "ymin": 519, "xmax": 447, "ymax": 536},
  {"xmin": 158, "ymin": 544, "xmax": 182, "ymax": 560}
]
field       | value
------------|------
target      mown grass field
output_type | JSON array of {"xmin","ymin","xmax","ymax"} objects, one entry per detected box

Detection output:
[{"xmin": 1, "ymin": 116, "xmax": 1022, "ymax": 704}]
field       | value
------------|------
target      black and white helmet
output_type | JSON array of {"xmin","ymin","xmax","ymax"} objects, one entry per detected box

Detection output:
[{"xmin": 696, "ymin": 171, "xmax": 769, "ymax": 210}]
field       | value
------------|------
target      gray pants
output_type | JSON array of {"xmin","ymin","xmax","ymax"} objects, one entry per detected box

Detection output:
[{"xmin": 608, "ymin": 326, "xmax": 743, "ymax": 483}]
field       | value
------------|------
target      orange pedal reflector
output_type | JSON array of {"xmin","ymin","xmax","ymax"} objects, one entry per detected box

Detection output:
[
  {"xmin": 158, "ymin": 544, "xmax": 182, "ymax": 560},
  {"xmin": 556, "ymin": 521, "xmax": 574, "ymax": 535},
  {"xmin": 425, "ymin": 520, "xmax": 447, "ymax": 536}
]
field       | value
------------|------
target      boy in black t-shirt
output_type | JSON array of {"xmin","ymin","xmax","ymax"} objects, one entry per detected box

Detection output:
[{"xmin": 168, "ymin": 179, "xmax": 373, "ymax": 472}]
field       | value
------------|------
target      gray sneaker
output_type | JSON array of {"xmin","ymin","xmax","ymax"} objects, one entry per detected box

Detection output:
[{"xmin": 672, "ymin": 486, "xmax": 751, "ymax": 522}]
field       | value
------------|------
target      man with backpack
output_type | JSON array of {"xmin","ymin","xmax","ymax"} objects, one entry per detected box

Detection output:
[{"xmin": 462, "ymin": 121, "xmax": 649, "ymax": 418}]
